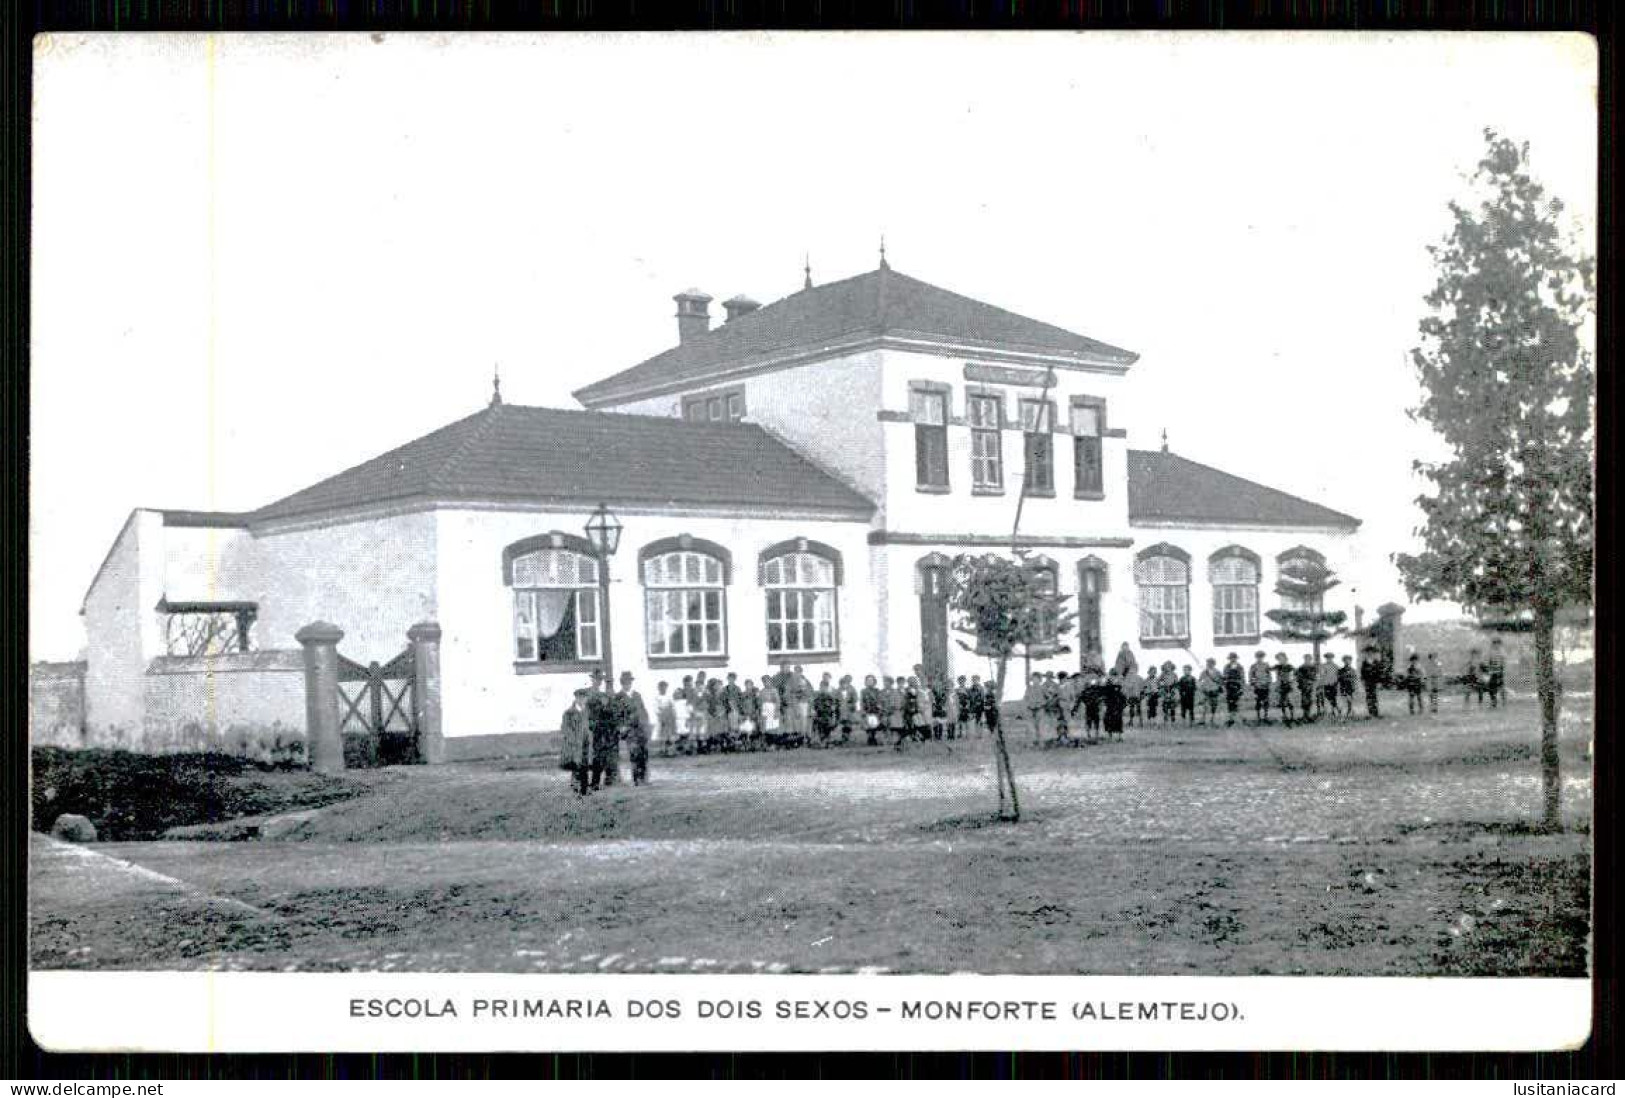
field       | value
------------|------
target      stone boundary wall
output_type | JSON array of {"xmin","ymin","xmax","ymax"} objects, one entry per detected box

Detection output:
[
  {"xmin": 137, "ymin": 649, "xmax": 306, "ymax": 760},
  {"xmin": 29, "ymin": 661, "xmax": 86, "ymax": 747}
]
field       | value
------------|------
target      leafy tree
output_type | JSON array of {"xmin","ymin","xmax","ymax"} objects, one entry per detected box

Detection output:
[
  {"xmin": 1262, "ymin": 556, "xmax": 1349, "ymax": 664},
  {"xmin": 947, "ymin": 551, "xmax": 1075, "ymax": 822},
  {"xmin": 1395, "ymin": 129, "xmax": 1594, "ymax": 831}
]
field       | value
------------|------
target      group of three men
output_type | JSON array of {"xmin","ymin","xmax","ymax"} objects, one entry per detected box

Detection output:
[{"xmin": 558, "ymin": 668, "xmax": 651, "ymax": 795}]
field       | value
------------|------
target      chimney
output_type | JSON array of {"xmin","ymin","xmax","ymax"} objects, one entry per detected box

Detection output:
[
  {"xmin": 673, "ymin": 289, "xmax": 713, "ymax": 344},
  {"xmin": 722, "ymin": 295, "xmax": 760, "ymax": 323}
]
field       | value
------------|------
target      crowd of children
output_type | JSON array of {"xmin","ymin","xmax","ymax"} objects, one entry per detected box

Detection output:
[
  {"xmin": 611, "ymin": 637, "xmax": 1515, "ymax": 759},
  {"xmin": 1395, "ymin": 638, "xmax": 1508, "ymax": 715},
  {"xmin": 1020, "ymin": 649, "xmax": 1370, "ymax": 741},
  {"xmin": 644, "ymin": 665, "xmax": 1009, "ymax": 754}
]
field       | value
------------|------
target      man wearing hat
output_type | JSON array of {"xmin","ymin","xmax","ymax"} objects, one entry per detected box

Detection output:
[
  {"xmin": 587, "ymin": 668, "xmax": 620, "ymax": 789},
  {"xmin": 614, "ymin": 670, "xmax": 653, "ymax": 786},
  {"xmin": 1248, "ymin": 650, "xmax": 1273, "ymax": 725},
  {"xmin": 1222, "ymin": 652, "xmax": 1246, "ymax": 727},
  {"xmin": 1359, "ymin": 645, "xmax": 1384, "ymax": 719},
  {"xmin": 560, "ymin": 688, "xmax": 594, "ymax": 796}
]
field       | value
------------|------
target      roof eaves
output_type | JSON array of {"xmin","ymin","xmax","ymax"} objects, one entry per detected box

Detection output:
[
  {"xmin": 573, "ymin": 328, "xmax": 886, "ymax": 407},
  {"xmin": 248, "ymin": 488, "xmax": 875, "ymax": 535},
  {"xmin": 161, "ymin": 509, "xmax": 253, "ymax": 529},
  {"xmin": 1128, "ymin": 510, "xmax": 1362, "ymax": 531}
]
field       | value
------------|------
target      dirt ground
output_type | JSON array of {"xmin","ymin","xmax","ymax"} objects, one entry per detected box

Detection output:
[{"xmin": 30, "ymin": 694, "xmax": 1592, "ymax": 975}]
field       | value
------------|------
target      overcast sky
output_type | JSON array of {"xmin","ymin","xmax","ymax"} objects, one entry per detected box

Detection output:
[{"xmin": 30, "ymin": 31, "xmax": 1596, "ymax": 660}]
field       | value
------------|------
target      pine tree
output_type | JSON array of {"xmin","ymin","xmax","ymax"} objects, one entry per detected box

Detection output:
[
  {"xmin": 1395, "ymin": 129, "xmax": 1594, "ymax": 831},
  {"xmin": 1262, "ymin": 555, "xmax": 1348, "ymax": 664}
]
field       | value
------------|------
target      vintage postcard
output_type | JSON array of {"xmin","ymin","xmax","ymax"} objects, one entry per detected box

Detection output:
[{"xmin": 26, "ymin": 31, "xmax": 1595, "ymax": 1052}]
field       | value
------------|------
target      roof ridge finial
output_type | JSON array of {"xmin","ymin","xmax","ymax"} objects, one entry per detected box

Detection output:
[
  {"xmin": 879, "ymin": 233, "xmax": 889, "ymax": 271},
  {"xmin": 491, "ymin": 364, "xmax": 503, "ymax": 407},
  {"xmin": 1161, "ymin": 427, "xmax": 1169, "ymax": 453},
  {"xmin": 803, "ymin": 253, "xmax": 813, "ymax": 290}
]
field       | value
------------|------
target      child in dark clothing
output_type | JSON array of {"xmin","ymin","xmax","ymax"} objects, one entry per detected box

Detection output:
[
  {"xmin": 1222, "ymin": 653, "xmax": 1246, "ymax": 727},
  {"xmin": 1403, "ymin": 654, "xmax": 1426, "ymax": 715},
  {"xmin": 1101, "ymin": 670, "xmax": 1126, "ymax": 741},
  {"xmin": 1122, "ymin": 668, "xmax": 1144, "ymax": 727},
  {"xmin": 1273, "ymin": 654, "xmax": 1296, "ymax": 725},
  {"xmin": 1337, "ymin": 657, "xmax": 1357, "ymax": 717},
  {"xmin": 1177, "ymin": 665, "xmax": 1197, "ymax": 725},
  {"xmin": 812, "ymin": 678, "xmax": 840, "ymax": 746},
  {"xmin": 1159, "ymin": 663, "xmax": 1180, "ymax": 725},
  {"xmin": 1249, "ymin": 651, "xmax": 1273, "ymax": 724},
  {"xmin": 1081, "ymin": 674, "xmax": 1103, "ymax": 740},
  {"xmin": 902, "ymin": 677, "xmax": 924, "ymax": 741},
  {"xmin": 1296, "ymin": 655, "xmax": 1319, "ymax": 724},
  {"xmin": 860, "ymin": 675, "xmax": 883, "ymax": 746}
]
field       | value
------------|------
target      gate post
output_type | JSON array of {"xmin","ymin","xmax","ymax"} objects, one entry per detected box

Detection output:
[
  {"xmin": 408, "ymin": 621, "xmax": 445, "ymax": 765},
  {"xmin": 296, "ymin": 621, "xmax": 346, "ymax": 773}
]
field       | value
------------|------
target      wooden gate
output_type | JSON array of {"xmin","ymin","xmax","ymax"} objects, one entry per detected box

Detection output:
[{"xmin": 337, "ymin": 645, "xmax": 419, "ymax": 766}]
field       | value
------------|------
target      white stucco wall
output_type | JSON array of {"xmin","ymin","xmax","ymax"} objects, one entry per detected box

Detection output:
[
  {"xmin": 876, "ymin": 348, "xmax": 1134, "ymax": 540},
  {"xmin": 161, "ymin": 524, "xmax": 260, "ymax": 603},
  {"xmin": 599, "ymin": 349, "xmax": 886, "ymax": 518},
  {"xmin": 433, "ymin": 506, "xmax": 877, "ymax": 736},
  {"xmin": 80, "ymin": 510, "xmax": 164, "ymax": 745},
  {"xmin": 1109, "ymin": 525, "xmax": 1364, "ymax": 682},
  {"xmin": 243, "ymin": 510, "xmax": 440, "ymax": 661}
]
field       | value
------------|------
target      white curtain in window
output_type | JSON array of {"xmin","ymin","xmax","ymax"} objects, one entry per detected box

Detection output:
[{"xmin": 532, "ymin": 589, "xmax": 572, "ymax": 639}]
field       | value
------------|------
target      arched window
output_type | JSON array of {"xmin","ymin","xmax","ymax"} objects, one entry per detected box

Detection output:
[
  {"xmin": 508, "ymin": 544, "xmax": 600, "ymax": 666},
  {"xmin": 760, "ymin": 542, "xmax": 841, "ymax": 656},
  {"xmin": 1278, "ymin": 546, "xmax": 1328, "ymax": 613},
  {"xmin": 643, "ymin": 547, "xmax": 728, "ymax": 658},
  {"xmin": 1209, "ymin": 547, "xmax": 1261, "ymax": 642},
  {"xmin": 1135, "ymin": 544, "xmax": 1190, "ymax": 644}
]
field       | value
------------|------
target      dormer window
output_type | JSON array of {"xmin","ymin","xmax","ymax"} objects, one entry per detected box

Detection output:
[{"xmin": 682, "ymin": 386, "xmax": 746, "ymax": 422}]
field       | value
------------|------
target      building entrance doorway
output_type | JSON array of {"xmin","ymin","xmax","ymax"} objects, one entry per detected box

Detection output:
[
  {"xmin": 918, "ymin": 555, "xmax": 953, "ymax": 684},
  {"xmin": 1077, "ymin": 557, "xmax": 1107, "ymax": 670}
]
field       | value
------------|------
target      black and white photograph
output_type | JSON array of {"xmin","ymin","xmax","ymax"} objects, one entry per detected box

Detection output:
[{"xmin": 24, "ymin": 31, "xmax": 1596, "ymax": 1052}]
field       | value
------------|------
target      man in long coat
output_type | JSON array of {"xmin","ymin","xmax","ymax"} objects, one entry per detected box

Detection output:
[
  {"xmin": 1359, "ymin": 646, "xmax": 1385, "ymax": 719},
  {"xmin": 615, "ymin": 671, "xmax": 653, "ymax": 786},
  {"xmin": 560, "ymin": 688, "xmax": 593, "ymax": 796},
  {"xmin": 587, "ymin": 670, "xmax": 619, "ymax": 789}
]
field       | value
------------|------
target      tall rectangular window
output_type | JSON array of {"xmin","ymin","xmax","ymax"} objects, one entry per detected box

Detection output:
[
  {"xmin": 1020, "ymin": 399, "xmax": 1054, "ymax": 495},
  {"xmin": 910, "ymin": 389, "xmax": 950, "ymax": 489},
  {"xmin": 1071, "ymin": 401, "xmax": 1104, "ymax": 496},
  {"xmin": 1210, "ymin": 555, "xmax": 1261, "ymax": 641},
  {"xmin": 967, "ymin": 394, "xmax": 1003, "ymax": 490}
]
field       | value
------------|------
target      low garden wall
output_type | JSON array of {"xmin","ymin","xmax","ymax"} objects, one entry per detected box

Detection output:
[
  {"xmin": 140, "ymin": 649, "xmax": 307, "ymax": 763},
  {"xmin": 29, "ymin": 661, "xmax": 87, "ymax": 747}
]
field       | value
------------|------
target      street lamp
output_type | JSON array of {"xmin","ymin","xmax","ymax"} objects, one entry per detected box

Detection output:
[{"xmin": 583, "ymin": 503, "xmax": 623, "ymax": 684}]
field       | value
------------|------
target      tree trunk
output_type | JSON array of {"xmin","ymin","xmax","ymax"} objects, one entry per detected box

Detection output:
[
  {"xmin": 992, "ymin": 655, "xmax": 1021, "ymax": 822},
  {"xmin": 1534, "ymin": 600, "xmax": 1562, "ymax": 832}
]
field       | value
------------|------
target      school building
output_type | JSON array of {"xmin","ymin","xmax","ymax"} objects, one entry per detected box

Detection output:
[{"xmin": 77, "ymin": 260, "xmax": 1362, "ymax": 760}]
